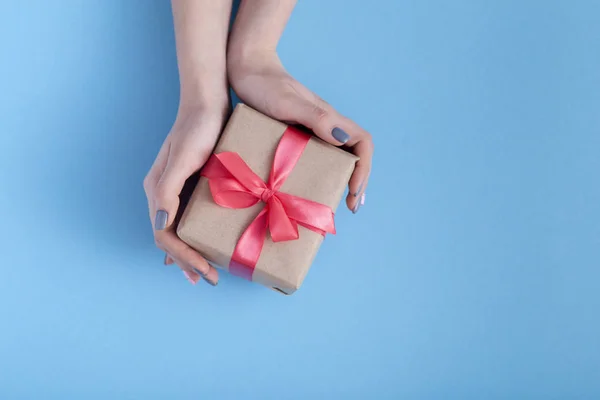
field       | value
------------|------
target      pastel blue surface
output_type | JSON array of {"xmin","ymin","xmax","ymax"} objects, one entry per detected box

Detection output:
[{"xmin": 1, "ymin": 0, "xmax": 599, "ymax": 398}]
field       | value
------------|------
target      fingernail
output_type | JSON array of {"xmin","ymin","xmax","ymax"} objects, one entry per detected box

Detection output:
[
  {"xmin": 353, "ymin": 193, "xmax": 365, "ymax": 214},
  {"xmin": 183, "ymin": 271, "xmax": 198, "ymax": 285},
  {"xmin": 155, "ymin": 210, "xmax": 168, "ymax": 230},
  {"xmin": 163, "ymin": 254, "xmax": 169, "ymax": 265},
  {"xmin": 202, "ymin": 276, "xmax": 218, "ymax": 287},
  {"xmin": 332, "ymin": 127, "xmax": 350, "ymax": 144},
  {"xmin": 353, "ymin": 181, "xmax": 364, "ymax": 197}
]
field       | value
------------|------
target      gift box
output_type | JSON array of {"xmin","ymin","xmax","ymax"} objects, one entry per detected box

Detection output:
[{"xmin": 177, "ymin": 104, "xmax": 357, "ymax": 294}]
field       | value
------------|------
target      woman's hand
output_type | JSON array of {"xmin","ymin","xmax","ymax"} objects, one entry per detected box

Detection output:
[
  {"xmin": 144, "ymin": 104, "xmax": 227, "ymax": 286},
  {"xmin": 228, "ymin": 52, "xmax": 373, "ymax": 212},
  {"xmin": 146, "ymin": 0, "xmax": 231, "ymax": 285},
  {"xmin": 228, "ymin": 0, "xmax": 372, "ymax": 212}
]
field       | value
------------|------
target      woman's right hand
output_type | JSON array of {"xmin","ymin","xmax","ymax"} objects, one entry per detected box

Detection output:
[{"xmin": 143, "ymin": 104, "xmax": 227, "ymax": 286}]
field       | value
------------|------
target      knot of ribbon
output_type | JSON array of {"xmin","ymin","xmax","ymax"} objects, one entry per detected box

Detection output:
[
  {"xmin": 260, "ymin": 188, "xmax": 276, "ymax": 203},
  {"xmin": 200, "ymin": 126, "xmax": 336, "ymax": 280}
]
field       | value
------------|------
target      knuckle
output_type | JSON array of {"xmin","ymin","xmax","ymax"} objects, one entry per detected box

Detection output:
[
  {"xmin": 153, "ymin": 236, "xmax": 164, "ymax": 250},
  {"xmin": 311, "ymin": 103, "xmax": 329, "ymax": 123},
  {"xmin": 143, "ymin": 174, "xmax": 153, "ymax": 193}
]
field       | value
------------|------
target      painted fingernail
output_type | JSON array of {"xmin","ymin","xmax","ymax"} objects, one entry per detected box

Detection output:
[
  {"xmin": 353, "ymin": 193, "xmax": 365, "ymax": 214},
  {"xmin": 202, "ymin": 276, "xmax": 218, "ymax": 287},
  {"xmin": 183, "ymin": 271, "xmax": 198, "ymax": 285},
  {"xmin": 353, "ymin": 181, "xmax": 364, "ymax": 197},
  {"xmin": 155, "ymin": 210, "xmax": 168, "ymax": 230},
  {"xmin": 332, "ymin": 127, "xmax": 350, "ymax": 144},
  {"xmin": 163, "ymin": 254, "xmax": 170, "ymax": 265}
]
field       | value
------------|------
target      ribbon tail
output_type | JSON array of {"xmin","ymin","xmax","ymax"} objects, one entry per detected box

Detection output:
[
  {"xmin": 297, "ymin": 221, "xmax": 327, "ymax": 236},
  {"xmin": 269, "ymin": 127, "xmax": 310, "ymax": 190},
  {"xmin": 277, "ymin": 192, "xmax": 336, "ymax": 236},
  {"xmin": 229, "ymin": 208, "xmax": 269, "ymax": 281}
]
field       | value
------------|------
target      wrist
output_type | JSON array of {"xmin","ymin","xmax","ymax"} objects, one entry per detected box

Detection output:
[
  {"xmin": 177, "ymin": 85, "xmax": 229, "ymax": 122},
  {"xmin": 178, "ymin": 80, "xmax": 229, "ymax": 116},
  {"xmin": 227, "ymin": 44, "xmax": 280, "ymax": 82}
]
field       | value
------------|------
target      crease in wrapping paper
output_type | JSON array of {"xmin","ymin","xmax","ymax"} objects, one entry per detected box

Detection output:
[{"xmin": 177, "ymin": 104, "xmax": 358, "ymax": 293}]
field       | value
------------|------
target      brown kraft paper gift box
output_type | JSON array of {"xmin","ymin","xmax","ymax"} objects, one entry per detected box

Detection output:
[{"xmin": 177, "ymin": 104, "xmax": 357, "ymax": 294}]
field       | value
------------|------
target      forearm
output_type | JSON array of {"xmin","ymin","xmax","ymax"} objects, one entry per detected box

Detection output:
[
  {"xmin": 228, "ymin": 0, "xmax": 296, "ymax": 69},
  {"xmin": 171, "ymin": 0, "xmax": 232, "ymax": 112}
]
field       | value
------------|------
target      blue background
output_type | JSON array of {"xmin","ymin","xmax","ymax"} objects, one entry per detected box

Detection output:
[{"xmin": 1, "ymin": 0, "xmax": 599, "ymax": 398}]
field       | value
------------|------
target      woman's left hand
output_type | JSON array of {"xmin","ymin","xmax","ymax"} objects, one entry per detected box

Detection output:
[{"xmin": 228, "ymin": 51, "xmax": 373, "ymax": 213}]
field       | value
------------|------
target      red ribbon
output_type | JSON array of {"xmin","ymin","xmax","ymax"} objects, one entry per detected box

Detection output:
[{"xmin": 201, "ymin": 126, "xmax": 336, "ymax": 280}]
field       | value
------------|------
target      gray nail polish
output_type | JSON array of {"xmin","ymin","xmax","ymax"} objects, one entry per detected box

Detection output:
[
  {"xmin": 155, "ymin": 210, "xmax": 168, "ymax": 230},
  {"xmin": 352, "ymin": 201, "xmax": 361, "ymax": 214},
  {"xmin": 203, "ymin": 276, "xmax": 217, "ymax": 287},
  {"xmin": 332, "ymin": 127, "xmax": 350, "ymax": 144},
  {"xmin": 353, "ymin": 181, "xmax": 364, "ymax": 197}
]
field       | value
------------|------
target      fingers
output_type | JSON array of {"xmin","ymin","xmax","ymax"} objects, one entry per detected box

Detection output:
[
  {"xmin": 181, "ymin": 266, "xmax": 202, "ymax": 285},
  {"xmin": 345, "ymin": 136, "xmax": 373, "ymax": 212},
  {"xmin": 165, "ymin": 253, "xmax": 200, "ymax": 286},
  {"xmin": 198, "ymin": 264, "xmax": 219, "ymax": 286},
  {"xmin": 280, "ymin": 95, "xmax": 354, "ymax": 147},
  {"xmin": 146, "ymin": 141, "xmax": 218, "ymax": 286},
  {"xmin": 157, "ymin": 232, "xmax": 219, "ymax": 286},
  {"xmin": 152, "ymin": 159, "xmax": 220, "ymax": 285},
  {"xmin": 346, "ymin": 166, "xmax": 369, "ymax": 213},
  {"xmin": 169, "ymin": 255, "xmax": 203, "ymax": 286},
  {"xmin": 278, "ymin": 90, "xmax": 374, "ymax": 213},
  {"xmin": 151, "ymin": 135, "xmax": 212, "ymax": 231},
  {"xmin": 153, "ymin": 163, "xmax": 190, "ymax": 231},
  {"xmin": 172, "ymin": 255, "xmax": 219, "ymax": 287},
  {"xmin": 143, "ymin": 140, "xmax": 171, "ymax": 217}
]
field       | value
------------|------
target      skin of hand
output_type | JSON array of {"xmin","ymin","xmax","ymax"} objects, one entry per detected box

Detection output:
[
  {"xmin": 144, "ymin": 107, "xmax": 225, "ymax": 286},
  {"xmin": 144, "ymin": 0, "xmax": 232, "ymax": 286},
  {"xmin": 228, "ymin": 0, "xmax": 373, "ymax": 213}
]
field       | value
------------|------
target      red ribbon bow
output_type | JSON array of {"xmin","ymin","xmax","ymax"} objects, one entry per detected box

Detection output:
[{"xmin": 201, "ymin": 126, "xmax": 336, "ymax": 280}]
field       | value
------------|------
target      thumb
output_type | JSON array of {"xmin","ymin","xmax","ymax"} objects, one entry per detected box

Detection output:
[
  {"xmin": 153, "ymin": 159, "xmax": 196, "ymax": 231},
  {"xmin": 282, "ymin": 95, "xmax": 351, "ymax": 147}
]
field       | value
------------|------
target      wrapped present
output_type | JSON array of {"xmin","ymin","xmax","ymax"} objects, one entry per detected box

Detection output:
[{"xmin": 177, "ymin": 104, "xmax": 357, "ymax": 294}]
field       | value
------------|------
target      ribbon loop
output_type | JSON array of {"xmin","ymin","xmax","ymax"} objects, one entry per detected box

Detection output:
[{"xmin": 200, "ymin": 126, "xmax": 336, "ymax": 280}]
